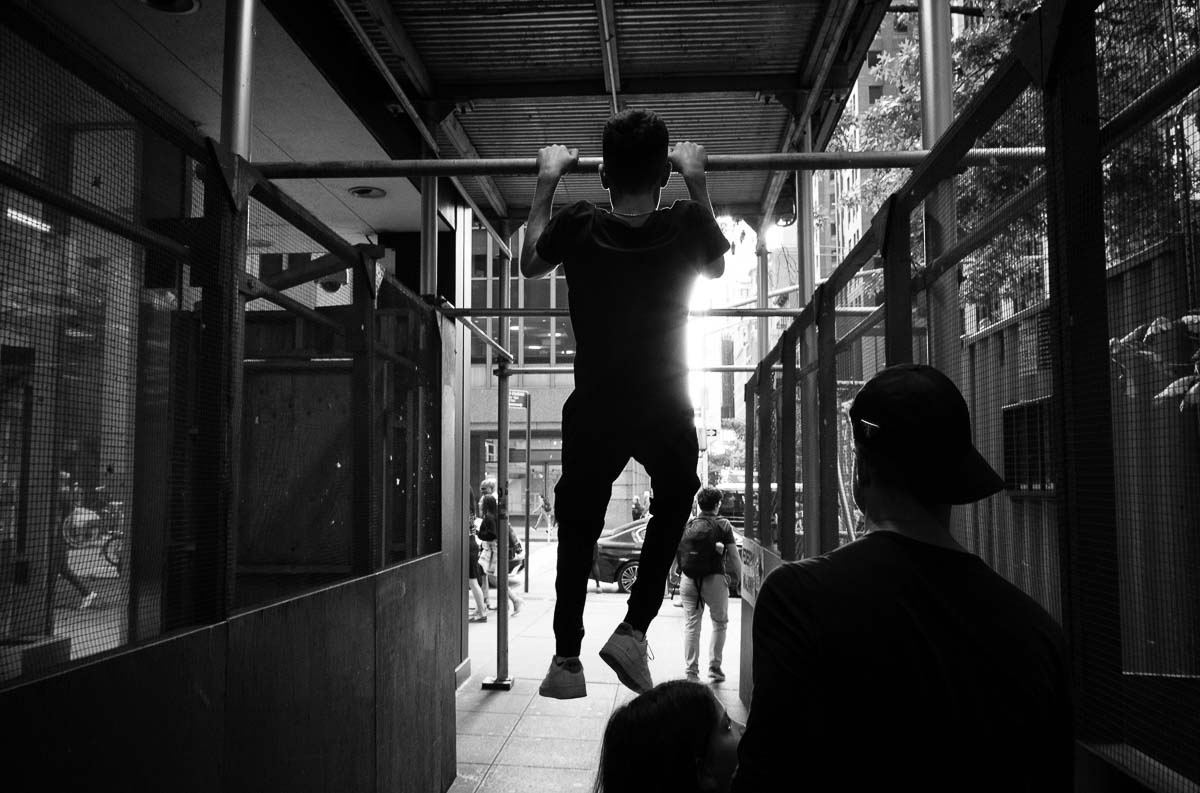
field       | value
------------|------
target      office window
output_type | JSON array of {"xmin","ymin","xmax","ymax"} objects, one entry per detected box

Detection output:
[
  {"xmin": 556, "ymin": 319, "xmax": 577, "ymax": 364},
  {"xmin": 868, "ymin": 85, "xmax": 884, "ymax": 105},
  {"xmin": 524, "ymin": 317, "xmax": 551, "ymax": 364},
  {"xmin": 868, "ymin": 50, "xmax": 882, "ymax": 69}
]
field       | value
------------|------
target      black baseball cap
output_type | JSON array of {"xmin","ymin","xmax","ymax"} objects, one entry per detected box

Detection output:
[{"xmin": 848, "ymin": 364, "xmax": 1005, "ymax": 505}]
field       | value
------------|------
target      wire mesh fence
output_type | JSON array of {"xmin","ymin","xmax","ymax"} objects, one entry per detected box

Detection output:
[
  {"xmin": 746, "ymin": 1, "xmax": 1200, "ymax": 787},
  {"xmin": 0, "ymin": 7, "xmax": 442, "ymax": 685}
]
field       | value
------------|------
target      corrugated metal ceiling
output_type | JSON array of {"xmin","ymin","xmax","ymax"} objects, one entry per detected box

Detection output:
[{"xmin": 339, "ymin": 0, "xmax": 882, "ymax": 223}]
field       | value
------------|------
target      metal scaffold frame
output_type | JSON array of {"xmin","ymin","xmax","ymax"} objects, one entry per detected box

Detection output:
[{"xmin": 255, "ymin": 148, "xmax": 1043, "ymax": 180}]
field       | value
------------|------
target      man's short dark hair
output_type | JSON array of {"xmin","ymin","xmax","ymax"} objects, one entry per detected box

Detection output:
[
  {"xmin": 696, "ymin": 485, "xmax": 723, "ymax": 512},
  {"xmin": 602, "ymin": 109, "xmax": 669, "ymax": 193}
]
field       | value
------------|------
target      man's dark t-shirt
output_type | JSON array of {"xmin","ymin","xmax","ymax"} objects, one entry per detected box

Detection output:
[
  {"xmin": 535, "ymin": 200, "xmax": 728, "ymax": 413},
  {"xmin": 732, "ymin": 531, "xmax": 1073, "ymax": 793}
]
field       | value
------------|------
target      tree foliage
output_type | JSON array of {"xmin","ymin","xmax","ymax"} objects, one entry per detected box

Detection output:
[{"xmin": 829, "ymin": 0, "xmax": 1200, "ymax": 310}]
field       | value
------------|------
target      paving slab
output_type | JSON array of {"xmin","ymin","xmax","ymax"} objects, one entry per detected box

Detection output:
[{"xmin": 456, "ymin": 539, "xmax": 745, "ymax": 792}]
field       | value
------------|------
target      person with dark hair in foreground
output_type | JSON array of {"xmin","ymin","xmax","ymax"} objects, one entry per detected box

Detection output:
[
  {"xmin": 522, "ymin": 108, "xmax": 728, "ymax": 699},
  {"xmin": 595, "ymin": 680, "xmax": 741, "ymax": 793},
  {"xmin": 732, "ymin": 364, "xmax": 1074, "ymax": 792}
]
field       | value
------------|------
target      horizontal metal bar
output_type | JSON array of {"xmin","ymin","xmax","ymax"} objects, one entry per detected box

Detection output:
[
  {"xmin": 916, "ymin": 46, "xmax": 1200, "ymax": 297},
  {"xmin": 819, "ymin": 223, "xmax": 882, "ymax": 299},
  {"xmin": 255, "ymin": 148, "xmax": 1041, "ymax": 181},
  {"xmin": 833, "ymin": 304, "xmax": 886, "ymax": 354},
  {"xmin": 449, "ymin": 175, "xmax": 510, "ymax": 258},
  {"xmin": 437, "ymin": 73, "xmax": 823, "ymax": 101},
  {"xmin": 900, "ymin": 56, "xmax": 1032, "ymax": 206},
  {"xmin": 502, "ymin": 365, "xmax": 768, "ymax": 376},
  {"xmin": 0, "ymin": 160, "xmax": 189, "ymax": 259},
  {"xmin": 1099, "ymin": 47, "xmax": 1200, "ymax": 153},
  {"xmin": 441, "ymin": 307, "xmax": 808, "ymax": 319},
  {"xmin": 262, "ymin": 245, "xmax": 383, "ymax": 292},
  {"xmin": 920, "ymin": 175, "xmax": 1045, "ymax": 292},
  {"xmin": 436, "ymin": 300, "xmax": 515, "ymax": 363},
  {"xmin": 249, "ymin": 174, "xmax": 364, "ymax": 271},
  {"xmin": 240, "ymin": 273, "xmax": 345, "ymax": 334}
]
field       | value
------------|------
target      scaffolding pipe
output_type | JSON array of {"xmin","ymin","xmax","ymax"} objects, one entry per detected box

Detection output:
[
  {"xmin": 255, "ymin": 148, "xmax": 1042, "ymax": 180},
  {"xmin": 524, "ymin": 395, "xmax": 531, "ymax": 594},
  {"xmin": 420, "ymin": 175, "xmax": 438, "ymax": 295},
  {"xmin": 919, "ymin": 0, "xmax": 960, "ymax": 375},
  {"xmin": 483, "ymin": 359, "xmax": 515, "ymax": 691},
  {"xmin": 219, "ymin": 0, "xmax": 254, "ymax": 158},
  {"xmin": 441, "ymin": 307, "xmax": 807, "ymax": 318},
  {"xmin": 507, "ymin": 365, "xmax": 773, "ymax": 375}
]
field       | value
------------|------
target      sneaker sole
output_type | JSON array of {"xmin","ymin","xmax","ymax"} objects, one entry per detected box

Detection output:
[
  {"xmin": 599, "ymin": 644, "xmax": 652, "ymax": 694},
  {"xmin": 538, "ymin": 681, "xmax": 587, "ymax": 699}
]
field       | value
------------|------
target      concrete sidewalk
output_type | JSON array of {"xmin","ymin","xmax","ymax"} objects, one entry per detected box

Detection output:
[{"xmin": 452, "ymin": 541, "xmax": 746, "ymax": 793}]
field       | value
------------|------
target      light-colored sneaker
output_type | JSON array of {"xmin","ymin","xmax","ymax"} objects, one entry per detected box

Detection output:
[
  {"xmin": 539, "ymin": 656, "xmax": 587, "ymax": 699},
  {"xmin": 708, "ymin": 666, "xmax": 726, "ymax": 683},
  {"xmin": 79, "ymin": 592, "xmax": 98, "ymax": 610},
  {"xmin": 599, "ymin": 622, "xmax": 653, "ymax": 694}
]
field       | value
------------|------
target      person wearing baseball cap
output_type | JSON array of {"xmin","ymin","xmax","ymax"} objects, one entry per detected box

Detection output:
[{"xmin": 732, "ymin": 364, "xmax": 1073, "ymax": 792}]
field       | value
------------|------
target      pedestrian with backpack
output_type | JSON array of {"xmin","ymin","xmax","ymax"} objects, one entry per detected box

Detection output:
[{"xmin": 675, "ymin": 486, "xmax": 741, "ymax": 683}]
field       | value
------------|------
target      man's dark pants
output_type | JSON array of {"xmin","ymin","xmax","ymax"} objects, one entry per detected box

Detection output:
[{"xmin": 552, "ymin": 393, "xmax": 700, "ymax": 658}]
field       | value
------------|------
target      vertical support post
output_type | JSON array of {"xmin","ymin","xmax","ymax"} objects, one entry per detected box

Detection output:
[
  {"xmin": 351, "ymin": 253, "xmax": 379, "ymax": 574},
  {"xmin": 757, "ymin": 243, "xmax": 770, "ymax": 362},
  {"xmin": 743, "ymin": 380, "xmax": 756, "ymax": 541},
  {"xmin": 420, "ymin": 175, "xmax": 438, "ymax": 295},
  {"xmin": 756, "ymin": 365, "xmax": 772, "ymax": 549},
  {"xmin": 779, "ymin": 329, "xmax": 796, "ymax": 561},
  {"xmin": 525, "ymin": 396, "xmax": 531, "ymax": 593},
  {"xmin": 882, "ymin": 196, "xmax": 914, "ymax": 365},
  {"xmin": 796, "ymin": 121, "xmax": 816, "ymax": 305},
  {"xmin": 1039, "ymin": 1, "xmax": 1119, "ymax": 739},
  {"xmin": 918, "ymin": 0, "xmax": 959, "ymax": 376},
  {"xmin": 483, "ymin": 358, "xmax": 514, "ymax": 690},
  {"xmin": 815, "ymin": 286, "xmax": 839, "ymax": 555},
  {"xmin": 220, "ymin": 0, "xmax": 254, "ymax": 159},
  {"xmin": 195, "ymin": 0, "xmax": 254, "ymax": 618},
  {"xmin": 798, "ymin": 322, "xmax": 820, "ymax": 559},
  {"xmin": 501, "ymin": 229, "xmax": 513, "ymax": 354}
]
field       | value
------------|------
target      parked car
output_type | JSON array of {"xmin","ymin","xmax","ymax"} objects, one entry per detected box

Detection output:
[{"xmin": 594, "ymin": 515, "xmax": 743, "ymax": 597}]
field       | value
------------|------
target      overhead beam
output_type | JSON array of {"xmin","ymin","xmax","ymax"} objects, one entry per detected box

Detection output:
[
  {"xmin": 346, "ymin": 0, "xmax": 508, "ymax": 218},
  {"xmin": 758, "ymin": 0, "xmax": 890, "ymax": 229},
  {"xmin": 438, "ymin": 74, "xmax": 828, "ymax": 101},
  {"xmin": 256, "ymin": 148, "xmax": 1042, "ymax": 180},
  {"xmin": 495, "ymin": 202, "xmax": 766, "ymax": 225},
  {"xmin": 595, "ymin": 0, "xmax": 622, "ymax": 115}
]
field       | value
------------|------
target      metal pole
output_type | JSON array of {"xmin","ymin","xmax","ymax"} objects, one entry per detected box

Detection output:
[
  {"xmin": 220, "ymin": 0, "xmax": 254, "ymax": 158},
  {"xmin": 483, "ymin": 359, "xmax": 514, "ymax": 691},
  {"xmin": 792, "ymin": 120, "xmax": 817, "ymax": 306},
  {"xmin": 816, "ymin": 287, "xmax": 839, "ymax": 555},
  {"xmin": 918, "ymin": 0, "xmax": 954, "ymax": 150},
  {"xmin": 254, "ymin": 148, "xmax": 1043, "ymax": 180},
  {"xmin": 919, "ymin": 0, "xmax": 959, "ymax": 375},
  {"xmin": 756, "ymin": 243, "xmax": 770, "ymax": 362},
  {"xmin": 420, "ymin": 174, "xmax": 438, "ymax": 295},
  {"xmin": 525, "ymin": 396, "xmax": 531, "ymax": 593},
  {"xmin": 442, "ymin": 307, "xmax": 808, "ymax": 318}
]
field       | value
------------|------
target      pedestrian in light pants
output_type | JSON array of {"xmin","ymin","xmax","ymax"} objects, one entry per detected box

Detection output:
[{"xmin": 681, "ymin": 571, "xmax": 730, "ymax": 682}]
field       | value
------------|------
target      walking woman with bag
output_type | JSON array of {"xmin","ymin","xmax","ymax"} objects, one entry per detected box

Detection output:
[{"xmin": 477, "ymin": 494, "xmax": 525, "ymax": 616}]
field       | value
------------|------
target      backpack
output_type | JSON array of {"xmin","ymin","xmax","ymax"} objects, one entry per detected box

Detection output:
[{"xmin": 678, "ymin": 516, "xmax": 725, "ymax": 579}]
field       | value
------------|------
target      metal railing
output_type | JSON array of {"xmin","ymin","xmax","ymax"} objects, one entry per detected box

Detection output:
[{"xmin": 743, "ymin": 1, "xmax": 1200, "ymax": 788}]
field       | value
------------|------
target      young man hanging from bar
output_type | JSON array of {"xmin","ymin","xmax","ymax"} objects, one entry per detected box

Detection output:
[{"xmin": 521, "ymin": 109, "xmax": 729, "ymax": 698}]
